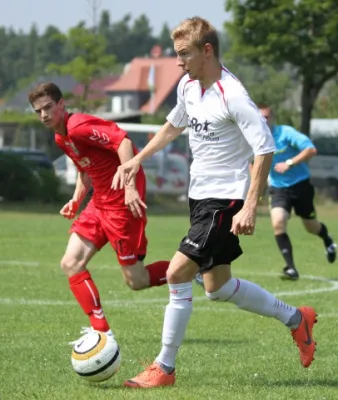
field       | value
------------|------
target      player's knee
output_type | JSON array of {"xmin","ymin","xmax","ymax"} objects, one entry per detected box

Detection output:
[
  {"xmin": 303, "ymin": 219, "xmax": 320, "ymax": 234},
  {"xmin": 124, "ymin": 276, "xmax": 147, "ymax": 291},
  {"xmin": 166, "ymin": 268, "xmax": 184, "ymax": 283},
  {"xmin": 271, "ymin": 218, "xmax": 286, "ymax": 234},
  {"xmin": 205, "ymin": 278, "xmax": 235, "ymax": 302},
  {"xmin": 205, "ymin": 290, "xmax": 220, "ymax": 301},
  {"xmin": 122, "ymin": 264, "xmax": 149, "ymax": 290},
  {"xmin": 60, "ymin": 255, "xmax": 85, "ymax": 277},
  {"xmin": 166, "ymin": 266, "xmax": 192, "ymax": 283}
]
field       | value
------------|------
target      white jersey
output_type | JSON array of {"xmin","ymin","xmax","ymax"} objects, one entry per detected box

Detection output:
[{"xmin": 167, "ymin": 66, "xmax": 275, "ymax": 200}]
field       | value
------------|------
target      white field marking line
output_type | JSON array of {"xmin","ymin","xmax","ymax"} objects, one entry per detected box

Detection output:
[
  {"xmin": 0, "ymin": 267, "xmax": 337, "ymax": 311},
  {"xmin": 0, "ymin": 298, "xmax": 336, "ymax": 319},
  {"xmin": 0, "ymin": 260, "xmax": 41, "ymax": 267},
  {"xmin": 1, "ymin": 259, "xmax": 337, "ymax": 282},
  {"xmin": 1, "ymin": 260, "xmax": 337, "ymax": 291},
  {"xmin": 1, "ymin": 259, "xmax": 337, "ymax": 294}
]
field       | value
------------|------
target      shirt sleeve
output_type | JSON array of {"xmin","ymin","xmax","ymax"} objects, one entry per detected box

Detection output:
[
  {"xmin": 166, "ymin": 78, "xmax": 189, "ymax": 128},
  {"xmin": 72, "ymin": 159, "xmax": 84, "ymax": 173},
  {"xmin": 73, "ymin": 118, "xmax": 127, "ymax": 152},
  {"xmin": 284, "ymin": 127, "xmax": 315, "ymax": 151},
  {"xmin": 227, "ymin": 85, "xmax": 276, "ymax": 156}
]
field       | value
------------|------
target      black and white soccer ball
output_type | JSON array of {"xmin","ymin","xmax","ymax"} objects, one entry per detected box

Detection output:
[{"xmin": 71, "ymin": 330, "xmax": 121, "ymax": 382}]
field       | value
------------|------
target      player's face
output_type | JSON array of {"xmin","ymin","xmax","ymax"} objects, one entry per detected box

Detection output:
[
  {"xmin": 174, "ymin": 38, "xmax": 205, "ymax": 80},
  {"xmin": 260, "ymin": 107, "xmax": 274, "ymax": 130},
  {"xmin": 32, "ymin": 95, "xmax": 65, "ymax": 129}
]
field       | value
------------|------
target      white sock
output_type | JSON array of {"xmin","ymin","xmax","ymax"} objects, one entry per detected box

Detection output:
[
  {"xmin": 206, "ymin": 278, "xmax": 297, "ymax": 325},
  {"xmin": 156, "ymin": 282, "xmax": 193, "ymax": 369}
]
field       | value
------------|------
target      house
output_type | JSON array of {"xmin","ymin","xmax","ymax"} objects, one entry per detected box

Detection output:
[
  {"xmin": 71, "ymin": 75, "xmax": 120, "ymax": 112},
  {"xmin": 104, "ymin": 57, "xmax": 184, "ymax": 115},
  {"xmin": 0, "ymin": 75, "xmax": 78, "ymax": 113}
]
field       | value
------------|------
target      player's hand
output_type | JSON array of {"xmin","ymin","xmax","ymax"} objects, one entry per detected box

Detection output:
[
  {"xmin": 231, "ymin": 206, "xmax": 256, "ymax": 236},
  {"xmin": 112, "ymin": 158, "xmax": 141, "ymax": 190},
  {"xmin": 124, "ymin": 186, "xmax": 147, "ymax": 218},
  {"xmin": 274, "ymin": 162, "xmax": 290, "ymax": 174},
  {"xmin": 60, "ymin": 199, "xmax": 79, "ymax": 220}
]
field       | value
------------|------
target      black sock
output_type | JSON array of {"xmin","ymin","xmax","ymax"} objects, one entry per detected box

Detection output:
[
  {"xmin": 318, "ymin": 223, "xmax": 333, "ymax": 247},
  {"xmin": 275, "ymin": 233, "xmax": 296, "ymax": 269}
]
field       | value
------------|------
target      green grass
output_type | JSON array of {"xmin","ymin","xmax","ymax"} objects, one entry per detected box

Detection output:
[{"xmin": 0, "ymin": 205, "xmax": 338, "ymax": 400}]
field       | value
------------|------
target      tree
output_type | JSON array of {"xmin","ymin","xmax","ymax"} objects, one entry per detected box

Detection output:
[
  {"xmin": 158, "ymin": 23, "xmax": 172, "ymax": 51},
  {"xmin": 130, "ymin": 14, "xmax": 156, "ymax": 57},
  {"xmin": 313, "ymin": 79, "xmax": 338, "ymax": 118},
  {"xmin": 225, "ymin": 0, "xmax": 338, "ymax": 134},
  {"xmin": 35, "ymin": 26, "xmax": 67, "ymax": 71},
  {"xmin": 98, "ymin": 10, "xmax": 111, "ymax": 37},
  {"xmin": 47, "ymin": 26, "xmax": 116, "ymax": 112},
  {"xmin": 225, "ymin": 60, "xmax": 293, "ymax": 109}
]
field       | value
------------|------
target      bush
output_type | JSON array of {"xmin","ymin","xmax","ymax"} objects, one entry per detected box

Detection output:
[
  {"xmin": 0, "ymin": 154, "xmax": 39, "ymax": 201},
  {"xmin": 36, "ymin": 168, "xmax": 62, "ymax": 203},
  {"xmin": 0, "ymin": 153, "xmax": 62, "ymax": 202}
]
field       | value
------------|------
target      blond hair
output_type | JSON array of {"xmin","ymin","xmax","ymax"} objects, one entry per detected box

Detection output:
[{"xmin": 171, "ymin": 17, "xmax": 219, "ymax": 58}]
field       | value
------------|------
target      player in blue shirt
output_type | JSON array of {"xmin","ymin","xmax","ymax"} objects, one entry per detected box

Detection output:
[{"xmin": 259, "ymin": 105, "xmax": 336, "ymax": 280}]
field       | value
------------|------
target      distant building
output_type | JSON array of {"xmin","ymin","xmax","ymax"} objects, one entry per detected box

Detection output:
[{"xmin": 104, "ymin": 56, "xmax": 184, "ymax": 115}]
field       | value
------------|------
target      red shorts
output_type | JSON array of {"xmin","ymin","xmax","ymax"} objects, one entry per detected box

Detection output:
[{"xmin": 70, "ymin": 200, "xmax": 148, "ymax": 266}]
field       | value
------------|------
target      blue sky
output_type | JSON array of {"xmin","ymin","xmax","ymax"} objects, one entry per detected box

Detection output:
[{"xmin": 0, "ymin": 0, "xmax": 231, "ymax": 34}]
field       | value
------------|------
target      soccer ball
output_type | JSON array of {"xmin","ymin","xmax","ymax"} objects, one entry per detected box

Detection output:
[{"xmin": 71, "ymin": 330, "xmax": 121, "ymax": 382}]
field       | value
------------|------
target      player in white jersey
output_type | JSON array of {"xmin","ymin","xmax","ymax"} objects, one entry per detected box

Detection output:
[{"xmin": 112, "ymin": 17, "xmax": 318, "ymax": 388}]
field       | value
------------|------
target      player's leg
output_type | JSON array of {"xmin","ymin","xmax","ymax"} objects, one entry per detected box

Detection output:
[
  {"xmin": 269, "ymin": 187, "xmax": 299, "ymax": 279},
  {"xmin": 125, "ymin": 198, "xmax": 213, "ymax": 388},
  {"xmin": 119, "ymin": 258, "xmax": 169, "ymax": 290},
  {"xmin": 203, "ymin": 263, "xmax": 317, "ymax": 368},
  {"xmin": 302, "ymin": 218, "xmax": 337, "ymax": 262},
  {"xmin": 199, "ymin": 201, "xmax": 317, "ymax": 369},
  {"xmin": 64, "ymin": 201, "xmax": 111, "ymax": 332},
  {"xmin": 294, "ymin": 181, "xmax": 336, "ymax": 263},
  {"xmin": 124, "ymin": 251, "xmax": 197, "ymax": 388},
  {"xmin": 100, "ymin": 208, "xmax": 169, "ymax": 290}
]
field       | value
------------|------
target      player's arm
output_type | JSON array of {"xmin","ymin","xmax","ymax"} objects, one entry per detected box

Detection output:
[
  {"xmin": 117, "ymin": 138, "xmax": 138, "ymax": 187},
  {"xmin": 135, "ymin": 77, "xmax": 188, "ymax": 163},
  {"xmin": 73, "ymin": 171, "xmax": 92, "ymax": 204},
  {"xmin": 112, "ymin": 82, "xmax": 188, "ymax": 190},
  {"xmin": 116, "ymin": 137, "xmax": 147, "ymax": 218},
  {"xmin": 134, "ymin": 122, "xmax": 184, "ymax": 164},
  {"xmin": 227, "ymin": 86, "xmax": 275, "ymax": 234},
  {"xmin": 112, "ymin": 122, "xmax": 184, "ymax": 190},
  {"xmin": 60, "ymin": 171, "xmax": 91, "ymax": 219},
  {"xmin": 286, "ymin": 129, "xmax": 317, "ymax": 165},
  {"xmin": 246, "ymin": 153, "xmax": 273, "ymax": 210},
  {"xmin": 274, "ymin": 129, "xmax": 317, "ymax": 174}
]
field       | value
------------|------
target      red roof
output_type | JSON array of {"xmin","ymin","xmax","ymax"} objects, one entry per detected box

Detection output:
[
  {"xmin": 105, "ymin": 58, "xmax": 184, "ymax": 113},
  {"xmin": 72, "ymin": 76, "xmax": 120, "ymax": 100}
]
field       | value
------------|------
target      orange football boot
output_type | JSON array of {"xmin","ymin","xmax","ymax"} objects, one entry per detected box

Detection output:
[
  {"xmin": 124, "ymin": 362, "xmax": 175, "ymax": 388},
  {"xmin": 291, "ymin": 306, "xmax": 318, "ymax": 367}
]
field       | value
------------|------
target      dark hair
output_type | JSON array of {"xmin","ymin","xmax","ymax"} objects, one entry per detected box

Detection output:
[
  {"xmin": 257, "ymin": 104, "xmax": 271, "ymax": 110},
  {"xmin": 28, "ymin": 82, "xmax": 63, "ymax": 104}
]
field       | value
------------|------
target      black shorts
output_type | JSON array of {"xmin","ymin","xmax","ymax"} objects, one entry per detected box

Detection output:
[
  {"xmin": 178, "ymin": 198, "xmax": 244, "ymax": 273},
  {"xmin": 269, "ymin": 179, "xmax": 316, "ymax": 219}
]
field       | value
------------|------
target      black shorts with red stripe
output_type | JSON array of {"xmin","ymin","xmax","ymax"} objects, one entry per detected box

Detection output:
[{"xmin": 178, "ymin": 198, "xmax": 244, "ymax": 273}]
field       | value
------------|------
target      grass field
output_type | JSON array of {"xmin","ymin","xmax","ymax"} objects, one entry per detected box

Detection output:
[{"xmin": 0, "ymin": 204, "xmax": 338, "ymax": 400}]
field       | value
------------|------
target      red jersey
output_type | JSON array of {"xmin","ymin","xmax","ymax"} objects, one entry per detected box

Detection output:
[{"xmin": 55, "ymin": 113, "xmax": 146, "ymax": 209}]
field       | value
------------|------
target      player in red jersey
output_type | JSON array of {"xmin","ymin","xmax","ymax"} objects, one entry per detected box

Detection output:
[{"xmin": 28, "ymin": 82, "xmax": 169, "ymax": 340}]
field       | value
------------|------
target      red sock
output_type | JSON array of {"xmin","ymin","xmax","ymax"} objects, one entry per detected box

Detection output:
[
  {"xmin": 145, "ymin": 260, "xmax": 169, "ymax": 287},
  {"xmin": 69, "ymin": 270, "xmax": 110, "ymax": 332}
]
